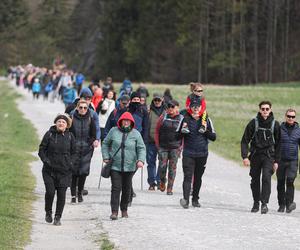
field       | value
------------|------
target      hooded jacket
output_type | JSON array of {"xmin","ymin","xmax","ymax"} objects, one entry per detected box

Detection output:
[
  {"xmin": 101, "ymin": 112, "xmax": 146, "ymax": 172},
  {"xmin": 241, "ymin": 112, "xmax": 281, "ymax": 162}
]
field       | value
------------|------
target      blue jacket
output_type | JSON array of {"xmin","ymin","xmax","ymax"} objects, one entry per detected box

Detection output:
[
  {"xmin": 32, "ymin": 82, "xmax": 41, "ymax": 93},
  {"xmin": 280, "ymin": 122, "xmax": 300, "ymax": 161},
  {"xmin": 63, "ymin": 87, "xmax": 76, "ymax": 105},
  {"xmin": 182, "ymin": 115, "xmax": 216, "ymax": 158},
  {"xmin": 75, "ymin": 73, "xmax": 85, "ymax": 85}
]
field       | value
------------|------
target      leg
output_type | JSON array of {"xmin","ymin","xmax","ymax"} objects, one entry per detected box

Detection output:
[
  {"xmin": 286, "ymin": 160, "xmax": 298, "ymax": 207},
  {"xmin": 120, "ymin": 172, "xmax": 135, "ymax": 213},
  {"xmin": 261, "ymin": 156, "xmax": 274, "ymax": 204},
  {"xmin": 249, "ymin": 156, "xmax": 262, "ymax": 204},
  {"xmin": 44, "ymin": 182, "xmax": 56, "ymax": 214},
  {"xmin": 192, "ymin": 157, "xmax": 207, "ymax": 202},
  {"xmin": 182, "ymin": 156, "xmax": 195, "ymax": 202},
  {"xmin": 146, "ymin": 143, "xmax": 158, "ymax": 187},
  {"xmin": 77, "ymin": 175, "xmax": 87, "ymax": 202},
  {"xmin": 166, "ymin": 148, "xmax": 180, "ymax": 192},
  {"xmin": 158, "ymin": 148, "xmax": 168, "ymax": 191},
  {"xmin": 276, "ymin": 162, "xmax": 287, "ymax": 206},
  {"xmin": 110, "ymin": 170, "xmax": 122, "ymax": 213},
  {"xmin": 55, "ymin": 187, "xmax": 67, "ymax": 218},
  {"xmin": 70, "ymin": 175, "xmax": 78, "ymax": 197}
]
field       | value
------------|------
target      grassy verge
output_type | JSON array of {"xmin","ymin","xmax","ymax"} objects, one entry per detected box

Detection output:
[{"xmin": 0, "ymin": 80, "xmax": 39, "ymax": 249}]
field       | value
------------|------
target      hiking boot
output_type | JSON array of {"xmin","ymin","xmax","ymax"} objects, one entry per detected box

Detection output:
[
  {"xmin": 71, "ymin": 196, "xmax": 76, "ymax": 204},
  {"xmin": 192, "ymin": 200, "xmax": 201, "ymax": 208},
  {"xmin": 277, "ymin": 205, "xmax": 285, "ymax": 213},
  {"xmin": 286, "ymin": 202, "xmax": 296, "ymax": 213},
  {"xmin": 82, "ymin": 189, "xmax": 88, "ymax": 196},
  {"xmin": 121, "ymin": 211, "xmax": 128, "ymax": 218},
  {"xmin": 159, "ymin": 182, "xmax": 166, "ymax": 192},
  {"xmin": 45, "ymin": 212, "xmax": 53, "ymax": 223},
  {"xmin": 78, "ymin": 193, "xmax": 83, "ymax": 203},
  {"xmin": 181, "ymin": 127, "xmax": 190, "ymax": 134},
  {"xmin": 251, "ymin": 202, "xmax": 259, "ymax": 213},
  {"xmin": 261, "ymin": 204, "xmax": 268, "ymax": 214},
  {"xmin": 166, "ymin": 191, "xmax": 173, "ymax": 195},
  {"xmin": 53, "ymin": 216, "xmax": 61, "ymax": 226},
  {"xmin": 180, "ymin": 198, "xmax": 189, "ymax": 209},
  {"xmin": 148, "ymin": 185, "xmax": 155, "ymax": 191},
  {"xmin": 110, "ymin": 212, "xmax": 118, "ymax": 220},
  {"xmin": 198, "ymin": 125, "xmax": 206, "ymax": 133}
]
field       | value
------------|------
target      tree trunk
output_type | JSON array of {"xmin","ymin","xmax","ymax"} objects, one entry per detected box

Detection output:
[
  {"xmin": 253, "ymin": 0, "xmax": 258, "ymax": 84},
  {"xmin": 284, "ymin": 0, "xmax": 290, "ymax": 81}
]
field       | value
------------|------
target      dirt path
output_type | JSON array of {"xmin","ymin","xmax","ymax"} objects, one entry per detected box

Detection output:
[{"xmin": 11, "ymin": 79, "xmax": 300, "ymax": 250}]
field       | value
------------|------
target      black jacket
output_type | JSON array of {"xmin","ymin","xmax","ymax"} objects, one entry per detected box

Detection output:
[
  {"xmin": 241, "ymin": 112, "xmax": 281, "ymax": 162},
  {"xmin": 38, "ymin": 126, "xmax": 76, "ymax": 186}
]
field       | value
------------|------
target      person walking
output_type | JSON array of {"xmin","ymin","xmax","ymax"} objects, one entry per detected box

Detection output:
[
  {"xmin": 146, "ymin": 93, "xmax": 165, "ymax": 190},
  {"xmin": 69, "ymin": 100, "xmax": 96, "ymax": 203},
  {"xmin": 102, "ymin": 112, "xmax": 146, "ymax": 220},
  {"xmin": 277, "ymin": 109, "xmax": 300, "ymax": 213},
  {"xmin": 38, "ymin": 113, "xmax": 76, "ymax": 226},
  {"xmin": 179, "ymin": 97, "xmax": 216, "ymax": 208},
  {"xmin": 241, "ymin": 101, "xmax": 281, "ymax": 214},
  {"xmin": 155, "ymin": 100, "xmax": 183, "ymax": 195}
]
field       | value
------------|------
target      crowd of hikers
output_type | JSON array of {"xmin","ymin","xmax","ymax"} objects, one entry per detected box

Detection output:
[{"xmin": 8, "ymin": 64, "xmax": 300, "ymax": 225}]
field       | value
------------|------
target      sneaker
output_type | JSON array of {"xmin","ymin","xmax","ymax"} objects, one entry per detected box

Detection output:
[
  {"xmin": 132, "ymin": 191, "xmax": 137, "ymax": 198},
  {"xmin": 198, "ymin": 125, "xmax": 206, "ymax": 133},
  {"xmin": 251, "ymin": 202, "xmax": 259, "ymax": 213},
  {"xmin": 82, "ymin": 189, "xmax": 88, "ymax": 196},
  {"xmin": 181, "ymin": 127, "xmax": 190, "ymax": 134},
  {"xmin": 110, "ymin": 212, "xmax": 118, "ymax": 220},
  {"xmin": 148, "ymin": 185, "xmax": 155, "ymax": 191},
  {"xmin": 192, "ymin": 200, "xmax": 201, "ymax": 208},
  {"xmin": 71, "ymin": 196, "xmax": 76, "ymax": 204},
  {"xmin": 166, "ymin": 191, "xmax": 173, "ymax": 195},
  {"xmin": 286, "ymin": 202, "xmax": 296, "ymax": 213},
  {"xmin": 261, "ymin": 204, "xmax": 268, "ymax": 214},
  {"xmin": 121, "ymin": 211, "xmax": 128, "ymax": 218},
  {"xmin": 45, "ymin": 212, "xmax": 53, "ymax": 223},
  {"xmin": 159, "ymin": 182, "xmax": 166, "ymax": 192},
  {"xmin": 78, "ymin": 194, "xmax": 83, "ymax": 203},
  {"xmin": 53, "ymin": 216, "xmax": 61, "ymax": 226},
  {"xmin": 277, "ymin": 205, "xmax": 285, "ymax": 213},
  {"xmin": 180, "ymin": 198, "xmax": 189, "ymax": 209}
]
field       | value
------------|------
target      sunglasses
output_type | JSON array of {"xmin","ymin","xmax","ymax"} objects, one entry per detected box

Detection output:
[
  {"xmin": 260, "ymin": 107, "xmax": 270, "ymax": 111},
  {"xmin": 193, "ymin": 89, "xmax": 203, "ymax": 93},
  {"xmin": 154, "ymin": 98, "xmax": 162, "ymax": 102},
  {"xmin": 287, "ymin": 115, "xmax": 296, "ymax": 119},
  {"xmin": 167, "ymin": 105, "xmax": 175, "ymax": 109},
  {"xmin": 83, "ymin": 97, "xmax": 91, "ymax": 100},
  {"xmin": 79, "ymin": 106, "xmax": 88, "ymax": 110}
]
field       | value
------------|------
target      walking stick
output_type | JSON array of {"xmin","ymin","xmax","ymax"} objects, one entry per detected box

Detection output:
[
  {"xmin": 98, "ymin": 161, "xmax": 103, "ymax": 189},
  {"xmin": 141, "ymin": 166, "xmax": 143, "ymax": 191}
]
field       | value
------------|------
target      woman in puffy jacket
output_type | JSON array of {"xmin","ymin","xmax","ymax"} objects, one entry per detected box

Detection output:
[
  {"xmin": 38, "ymin": 113, "xmax": 76, "ymax": 226},
  {"xmin": 102, "ymin": 112, "xmax": 146, "ymax": 220}
]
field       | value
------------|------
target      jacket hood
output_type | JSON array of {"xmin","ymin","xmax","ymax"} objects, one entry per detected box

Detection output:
[
  {"xmin": 80, "ymin": 87, "xmax": 93, "ymax": 98},
  {"xmin": 256, "ymin": 112, "xmax": 274, "ymax": 127},
  {"xmin": 117, "ymin": 111, "xmax": 135, "ymax": 128}
]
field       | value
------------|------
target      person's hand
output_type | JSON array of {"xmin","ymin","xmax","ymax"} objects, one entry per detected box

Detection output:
[
  {"xmin": 136, "ymin": 161, "xmax": 144, "ymax": 168},
  {"xmin": 93, "ymin": 140, "xmax": 99, "ymax": 148},
  {"xmin": 243, "ymin": 158, "xmax": 250, "ymax": 167},
  {"xmin": 273, "ymin": 163, "xmax": 278, "ymax": 172},
  {"xmin": 103, "ymin": 159, "xmax": 110, "ymax": 163}
]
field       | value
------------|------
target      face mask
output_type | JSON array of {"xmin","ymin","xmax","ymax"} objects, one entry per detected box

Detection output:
[
  {"xmin": 129, "ymin": 102, "xmax": 140, "ymax": 111},
  {"xmin": 121, "ymin": 125, "xmax": 132, "ymax": 132}
]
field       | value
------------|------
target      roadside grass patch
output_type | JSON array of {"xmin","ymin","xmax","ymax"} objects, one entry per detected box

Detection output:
[{"xmin": 0, "ymin": 80, "xmax": 39, "ymax": 249}]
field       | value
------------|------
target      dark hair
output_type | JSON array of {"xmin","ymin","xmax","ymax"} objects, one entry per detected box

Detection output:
[{"xmin": 259, "ymin": 101, "xmax": 272, "ymax": 108}]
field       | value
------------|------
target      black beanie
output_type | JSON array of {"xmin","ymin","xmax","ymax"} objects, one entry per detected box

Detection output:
[{"xmin": 130, "ymin": 91, "xmax": 141, "ymax": 100}]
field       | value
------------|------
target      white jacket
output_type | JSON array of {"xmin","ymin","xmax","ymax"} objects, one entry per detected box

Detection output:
[{"xmin": 99, "ymin": 98, "xmax": 116, "ymax": 128}]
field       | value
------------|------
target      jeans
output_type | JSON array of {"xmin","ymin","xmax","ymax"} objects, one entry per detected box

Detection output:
[
  {"xmin": 277, "ymin": 160, "xmax": 298, "ymax": 206},
  {"xmin": 110, "ymin": 170, "xmax": 135, "ymax": 213},
  {"xmin": 146, "ymin": 143, "xmax": 159, "ymax": 186},
  {"xmin": 182, "ymin": 156, "xmax": 207, "ymax": 202}
]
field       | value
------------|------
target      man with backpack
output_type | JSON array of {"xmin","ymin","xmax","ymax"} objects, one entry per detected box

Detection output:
[{"xmin": 241, "ymin": 101, "xmax": 281, "ymax": 214}]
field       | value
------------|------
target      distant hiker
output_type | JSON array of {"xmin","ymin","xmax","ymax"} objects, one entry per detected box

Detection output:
[
  {"xmin": 179, "ymin": 96, "xmax": 216, "ymax": 209},
  {"xmin": 146, "ymin": 93, "xmax": 165, "ymax": 190},
  {"xmin": 117, "ymin": 79, "xmax": 133, "ymax": 106},
  {"xmin": 136, "ymin": 82, "xmax": 149, "ymax": 99},
  {"xmin": 102, "ymin": 112, "xmax": 146, "ymax": 220},
  {"xmin": 38, "ymin": 113, "xmax": 76, "ymax": 226},
  {"xmin": 75, "ymin": 72, "xmax": 85, "ymax": 96},
  {"xmin": 91, "ymin": 87, "xmax": 103, "ymax": 111},
  {"xmin": 277, "ymin": 109, "xmax": 300, "ymax": 213},
  {"xmin": 102, "ymin": 76, "xmax": 114, "ymax": 96},
  {"xmin": 63, "ymin": 82, "xmax": 76, "ymax": 108},
  {"xmin": 163, "ymin": 88, "xmax": 173, "ymax": 106},
  {"xmin": 155, "ymin": 99, "xmax": 183, "ymax": 195},
  {"xmin": 69, "ymin": 100, "xmax": 96, "ymax": 203},
  {"xmin": 241, "ymin": 101, "xmax": 281, "ymax": 214},
  {"xmin": 32, "ymin": 78, "xmax": 41, "ymax": 99}
]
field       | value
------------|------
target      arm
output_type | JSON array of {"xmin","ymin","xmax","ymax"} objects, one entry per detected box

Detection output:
[
  {"xmin": 91, "ymin": 110, "xmax": 101, "ymax": 141},
  {"xmin": 101, "ymin": 129, "xmax": 113, "ymax": 160},
  {"xmin": 135, "ymin": 132, "xmax": 146, "ymax": 166},
  {"xmin": 104, "ymin": 110, "xmax": 115, "ymax": 139},
  {"xmin": 154, "ymin": 115, "xmax": 164, "ymax": 149},
  {"xmin": 38, "ymin": 131, "xmax": 51, "ymax": 165},
  {"xmin": 205, "ymin": 117, "xmax": 216, "ymax": 141},
  {"xmin": 141, "ymin": 109, "xmax": 149, "ymax": 143},
  {"xmin": 241, "ymin": 119, "xmax": 255, "ymax": 160},
  {"xmin": 274, "ymin": 121, "xmax": 281, "ymax": 163}
]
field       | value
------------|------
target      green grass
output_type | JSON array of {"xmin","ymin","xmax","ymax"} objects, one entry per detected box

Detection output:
[{"xmin": 0, "ymin": 80, "xmax": 39, "ymax": 249}]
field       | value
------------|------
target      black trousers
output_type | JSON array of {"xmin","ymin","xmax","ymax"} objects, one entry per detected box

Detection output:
[
  {"xmin": 45, "ymin": 183, "xmax": 67, "ymax": 218},
  {"xmin": 110, "ymin": 170, "xmax": 134, "ymax": 213},
  {"xmin": 71, "ymin": 175, "xmax": 87, "ymax": 196},
  {"xmin": 182, "ymin": 156, "xmax": 207, "ymax": 203},
  {"xmin": 276, "ymin": 160, "xmax": 298, "ymax": 206},
  {"xmin": 249, "ymin": 153, "xmax": 274, "ymax": 204}
]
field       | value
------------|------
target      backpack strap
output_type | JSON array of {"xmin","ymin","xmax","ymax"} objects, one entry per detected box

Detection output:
[{"xmin": 270, "ymin": 119, "xmax": 275, "ymax": 143}]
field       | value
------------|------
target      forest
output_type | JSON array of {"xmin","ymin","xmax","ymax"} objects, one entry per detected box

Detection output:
[{"xmin": 1, "ymin": 0, "xmax": 300, "ymax": 84}]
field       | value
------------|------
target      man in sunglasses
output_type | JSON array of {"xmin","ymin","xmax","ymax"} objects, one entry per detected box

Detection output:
[
  {"xmin": 241, "ymin": 101, "xmax": 281, "ymax": 214},
  {"xmin": 277, "ymin": 109, "xmax": 300, "ymax": 213}
]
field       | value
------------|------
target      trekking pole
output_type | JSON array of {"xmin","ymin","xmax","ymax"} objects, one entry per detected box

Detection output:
[
  {"xmin": 98, "ymin": 161, "xmax": 103, "ymax": 189},
  {"xmin": 141, "ymin": 167, "xmax": 143, "ymax": 191}
]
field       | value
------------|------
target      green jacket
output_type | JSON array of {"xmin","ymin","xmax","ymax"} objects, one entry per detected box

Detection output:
[{"xmin": 102, "ymin": 127, "xmax": 146, "ymax": 172}]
